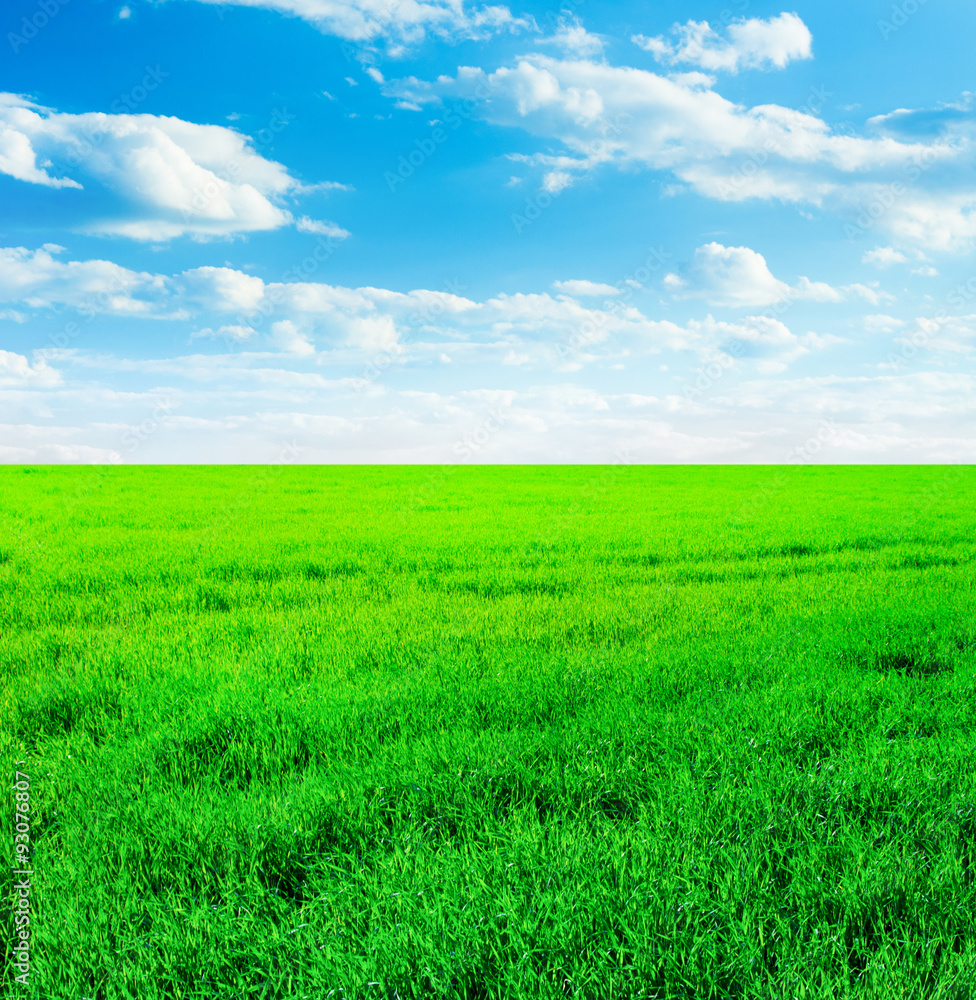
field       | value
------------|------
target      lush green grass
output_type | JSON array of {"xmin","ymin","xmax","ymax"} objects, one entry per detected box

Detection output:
[{"xmin": 2, "ymin": 465, "xmax": 976, "ymax": 1000}]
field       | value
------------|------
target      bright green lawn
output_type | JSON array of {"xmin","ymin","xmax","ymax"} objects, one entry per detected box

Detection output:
[{"xmin": 1, "ymin": 465, "xmax": 975, "ymax": 999}]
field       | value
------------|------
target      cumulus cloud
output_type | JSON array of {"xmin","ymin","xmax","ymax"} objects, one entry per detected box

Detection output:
[
  {"xmin": 0, "ymin": 349, "xmax": 62, "ymax": 387},
  {"xmin": 384, "ymin": 54, "xmax": 965, "ymax": 239},
  {"xmin": 686, "ymin": 313, "xmax": 808, "ymax": 367},
  {"xmin": 179, "ymin": 0, "xmax": 532, "ymax": 51},
  {"xmin": 170, "ymin": 269, "xmax": 665, "ymax": 358},
  {"xmin": 384, "ymin": 52, "xmax": 975, "ymax": 248},
  {"xmin": 0, "ymin": 245, "xmax": 561, "ymax": 354},
  {"xmin": 663, "ymin": 243, "xmax": 866, "ymax": 309},
  {"xmin": 1, "ymin": 244, "xmax": 831, "ymax": 374},
  {"xmin": 0, "ymin": 245, "xmax": 170, "ymax": 314},
  {"xmin": 633, "ymin": 12, "xmax": 813, "ymax": 74},
  {"xmin": 665, "ymin": 243, "xmax": 789, "ymax": 307},
  {"xmin": 0, "ymin": 120, "xmax": 83, "ymax": 189},
  {"xmin": 0, "ymin": 94, "xmax": 344, "ymax": 241},
  {"xmin": 270, "ymin": 319, "xmax": 316, "ymax": 356},
  {"xmin": 539, "ymin": 17, "xmax": 605, "ymax": 58},
  {"xmin": 179, "ymin": 266, "xmax": 267, "ymax": 313},
  {"xmin": 863, "ymin": 189, "xmax": 976, "ymax": 253}
]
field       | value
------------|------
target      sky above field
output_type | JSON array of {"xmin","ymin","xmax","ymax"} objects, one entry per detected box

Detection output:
[{"xmin": 2, "ymin": 0, "xmax": 975, "ymax": 462}]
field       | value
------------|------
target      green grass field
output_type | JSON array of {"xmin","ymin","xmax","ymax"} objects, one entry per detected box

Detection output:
[{"xmin": 3, "ymin": 465, "xmax": 976, "ymax": 1000}]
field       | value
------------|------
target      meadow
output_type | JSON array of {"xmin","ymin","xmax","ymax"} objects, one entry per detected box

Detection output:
[{"xmin": 1, "ymin": 464, "xmax": 975, "ymax": 1000}]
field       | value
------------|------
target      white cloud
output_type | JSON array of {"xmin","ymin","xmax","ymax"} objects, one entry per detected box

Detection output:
[
  {"xmin": 295, "ymin": 216, "xmax": 351, "ymax": 238},
  {"xmin": 862, "ymin": 314, "xmax": 906, "ymax": 333},
  {"xmin": 721, "ymin": 371, "xmax": 976, "ymax": 431},
  {"xmin": 895, "ymin": 313, "xmax": 976, "ymax": 358},
  {"xmin": 790, "ymin": 276, "xmax": 845, "ymax": 303},
  {"xmin": 0, "ymin": 245, "xmax": 169, "ymax": 313},
  {"xmin": 701, "ymin": 313, "xmax": 792, "ymax": 349},
  {"xmin": 0, "ymin": 349, "xmax": 62, "ymax": 387},
  {"xmin": 179, "ymin": 266, "xmax": 266, "ymax": 313},
  {"xmin": 387, "ymin": 53, "xmax": 954, "ymax": 217},
  {"xmin": 0, "ymin": 116, "xmax": 82, "ymax": 189},
  {"xmin": 270, "ymin": 319, "xmax": 316, "ymax": 356},
  {"xmin": 539, "ymin": 18, "xmax": 605, "ymax": 58},
  {"xmin": 0, "ymin": 95, "xmax": 344, "ymax": 241},
  {"xmin": 844, "ymin": 283, "xmax": 896, "ymax": 306},
  {"xmin": 912, "ymin": 265, "xmax": 939, "ymax": 276},
  {"xmin": 667, "ymin": 243, "xmax": 788, "ymax": 307},
  {"xmin": 664, "ymin": 243, "xmax": 866, "ymax": 309},
  {"xmin": 0, "ymin": 244, "xmax": 862, "ymax": 378},
  {"xmin": 0, "ymin": 245, "xmax": 655, "ymax": 357},
  {"xmin": 6, "ymin": 302, "xmax": 976, "ymax": 462},
  {"xmin": 180, "ymin": 0, "xmax": 532, "ymax": 50},
  {"xmin": 866, "ymin": 96, "xmax": 976, "ymax": 141},
  {"xmin": 862, "ymin": 246, "xmax": 907, "ymax": 268},
  {"xmin": 25, "ymin": 371, "xmax": 976, "ymax": 464},
  {"xmin": 870, "ymin": 189, "xmax": 976, "ymax": 252},
  {"xmin": 0, "ymin": 441, "xmax": 123, "ymax": 463},
  {"xmin": 633, "ymin": 13, "xmax": 813, "ymax": 74},
  {"xmin": 676, "ymin": 313, "xmax": 843, "ymax": 372},
  {"xmin": 552, "ymin": 279, "xmax": 621, "ymax": 298},
  {"xmin": 44, "ymin": 248, "xmax": 866, "ymax": 386},
  {"xmin": 542, "ymin": 170, "xmax": 573, "ymax": 193}
]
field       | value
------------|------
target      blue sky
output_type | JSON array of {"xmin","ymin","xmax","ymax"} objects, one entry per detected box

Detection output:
[{"xmin": 2, "ymin": 0, "xmax": 975, "ymax": 462}]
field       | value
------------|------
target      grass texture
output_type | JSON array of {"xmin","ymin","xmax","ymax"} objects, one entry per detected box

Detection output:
[{"xmin": 2, "ymin": 464, "xmax": 975, "ymax": 1000}]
